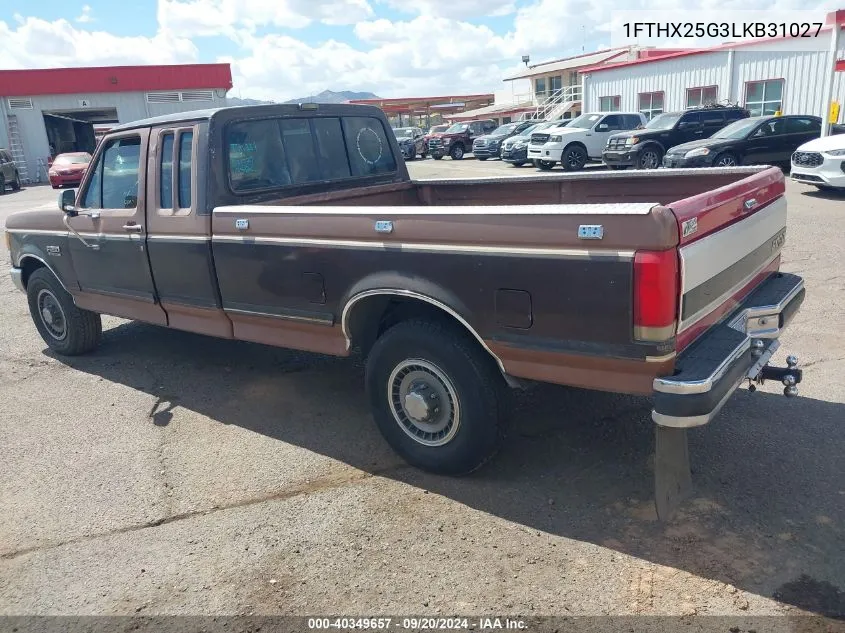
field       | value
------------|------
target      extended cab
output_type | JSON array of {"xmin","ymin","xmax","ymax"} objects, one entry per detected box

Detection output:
[
  {"xmin": 528, "ymin": 112, "xmax": 646, "ymax": 171},
  {"xmin": 5, "ymin": 104, "xmax": 805, "ymax": 519},
  {"xmin": 604, "ymin": 105, "xmax": 750, "ymax": 170},
  {"xmin": 428, "ymin": 119, "xmax": 496, "ymax": 160}
]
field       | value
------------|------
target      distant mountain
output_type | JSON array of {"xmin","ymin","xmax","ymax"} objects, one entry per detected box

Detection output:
[
  {"xmin": 226, "ymin": 97, "xmax": 276, "ymax": 106},
  {"xmin": 282, "ymin": 90, "xmax": 380, "ymax": 104}
]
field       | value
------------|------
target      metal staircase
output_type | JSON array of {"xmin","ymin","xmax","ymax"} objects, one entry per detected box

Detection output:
[
  {"xmin": 6, "ymin": 115, "xmax": 31, "ymax": 184},
  {"xmin": 519, "ymin": 85, "xmax": 583, "ymax": 122}
]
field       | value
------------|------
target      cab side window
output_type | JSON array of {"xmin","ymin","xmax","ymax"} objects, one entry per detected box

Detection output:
[
  {"xmin": 159, "ymin": 133, "xmax": 174, "ymax": 208},
  {"xmin": 599, "ymin": 114, "xmax": 624, "ymax": 131},
  {"xmin": 82, "ymin": 136, "xmax": 141, "ymax": 209},
  {"xmin": 785, "ymin": 117, "xmax": 820, "ymax": 134},
  {"xmin": 178, "ymin": 131, "xmax": 193, "ymax": 208}
]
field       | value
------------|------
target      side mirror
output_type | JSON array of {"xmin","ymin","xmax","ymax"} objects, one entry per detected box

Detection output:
[
  {"xmin": 59, "ymin": 189, "xmax": 77, "ymax": 215},
  {"xmin": 596, "ymin": 123, "xmax": 609, "ymax": 131}
]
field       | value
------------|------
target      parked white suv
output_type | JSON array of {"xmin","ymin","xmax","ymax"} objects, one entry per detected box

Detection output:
[
  {"xmin": 528, "ymin": 112, "xmax": 646, "ymax": 171},
  {"xmin": 790, "ymin": 133, "xmax": 845, "ymax": 191}
]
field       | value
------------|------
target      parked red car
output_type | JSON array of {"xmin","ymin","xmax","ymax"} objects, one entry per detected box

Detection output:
[{"xmin": 48, "ymin": 152, "xmax": 92, "ymax": 189}]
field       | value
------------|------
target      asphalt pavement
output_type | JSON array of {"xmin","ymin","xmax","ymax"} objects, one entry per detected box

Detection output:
[{"xmin": 1, "ymin": 165, "xmax": 844, "ymax": 624}]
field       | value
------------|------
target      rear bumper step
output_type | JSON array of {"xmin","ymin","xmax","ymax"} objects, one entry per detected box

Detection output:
[{"xmin": 652, "ymin": 272, "xmax": 805, "ymax": 428}]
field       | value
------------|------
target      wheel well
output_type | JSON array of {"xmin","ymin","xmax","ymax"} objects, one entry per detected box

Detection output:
[
  {"xmin": 19, "ymin": 256, "xmax": 46, "ymax": 289},
  {"xmin": 563, "ymin": 141, "xmax": 588, "ymax": 153},
  {"xmin": 346, "ymin": 295, "xmax": 488, "ymax": 360}
]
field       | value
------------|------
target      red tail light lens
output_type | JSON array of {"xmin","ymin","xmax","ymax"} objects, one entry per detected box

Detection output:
[{"xmin": 633, "ymin": 249, "xmax": 679, "ymax": 341}]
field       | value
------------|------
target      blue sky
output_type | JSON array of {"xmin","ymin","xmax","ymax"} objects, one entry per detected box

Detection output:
[{"xmin": 0, "ymin": 0, "xmax": 836, "ymax": 101}]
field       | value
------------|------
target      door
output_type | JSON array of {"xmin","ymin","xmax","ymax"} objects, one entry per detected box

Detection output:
[
  {"xmin": 586, "ymin": 114, "xmax": 623, "ymax": 157},
  {"xmin": 700, "ymin": 110, "xmax": 727, "ymax": 137},
  {"xmin": 782, "ymin": 117, "xmax": 822, "ymax": 162},
  {"xmin": 676, "ymin": 112, "xmax": 706, "ymax": 144},
  {"xmin": 67, "ymin": 129, "xmax": 166, "ymax": 324},
  {"xmin": 742, "ymin": 118, "xmax": 786, "ymax": 165}
]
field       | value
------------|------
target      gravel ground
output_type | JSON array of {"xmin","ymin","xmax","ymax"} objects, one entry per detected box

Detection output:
[{"xmin": 0, "ymin": 164, "xmax": 843, "ymax": 627}]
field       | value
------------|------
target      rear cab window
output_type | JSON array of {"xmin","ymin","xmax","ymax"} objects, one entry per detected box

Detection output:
[{"xmin": 226, "ymin": 115, "xmax": 397, "ymax": 193}]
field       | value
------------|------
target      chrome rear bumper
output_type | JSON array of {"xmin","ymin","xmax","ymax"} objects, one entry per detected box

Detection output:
[{"xmin": 652, "ymin": 273, "xmax": 805, "ymax": 428}]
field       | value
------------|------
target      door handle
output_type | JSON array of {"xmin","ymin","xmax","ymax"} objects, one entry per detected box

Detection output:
[{"xmin": 123, "ymin": 223, "xmax": 143, "ymax": 233}]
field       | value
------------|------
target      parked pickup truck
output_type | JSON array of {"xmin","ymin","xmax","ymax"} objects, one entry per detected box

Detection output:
[{"xmin": 5, "ymin": 104, "xmax": 805, "ymax": 519}]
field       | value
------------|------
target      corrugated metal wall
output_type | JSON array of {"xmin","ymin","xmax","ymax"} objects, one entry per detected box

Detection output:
[
  {"xmin": 584, "ymin": 29, "xmax": 845, "ymax": 121},
  {"xmin": 3, "ymin": 90, "xmax": 220, "ymax": 183},
  {"xmin": 585, "ymin": 52, "xmax": 731, "ymax": 112}
]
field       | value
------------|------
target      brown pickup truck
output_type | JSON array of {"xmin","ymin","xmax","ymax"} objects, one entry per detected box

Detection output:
[{"xmin": 5, "ymin": 103, "xmax": 805, "ymax": 518}]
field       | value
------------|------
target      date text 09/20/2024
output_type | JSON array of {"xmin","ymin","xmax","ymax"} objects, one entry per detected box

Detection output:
[{"xmin": 307, "ymin": 617, "xmax": 527, "ymax": 630}]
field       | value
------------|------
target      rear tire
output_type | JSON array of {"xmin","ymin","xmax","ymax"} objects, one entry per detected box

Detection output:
[
  {"xmin": 0, "ymin": 175, "xmax": 5, "ymax": 195},
  {"xmin": 433, "ymin": 155, "xmax": 443, "ymax": 160},
  {"xmin": 511, "ymin": 161, "xmax": 526, "ymax": 167},
  {"xmin": 11, "ymin": 171, "xmax": 21, "ymax": 190},
  {"xmin": 26, "ymin": 268, "xmax": 102, "ymax": 356},
  {"xmin": 477, "ymin": 156, "xmax": 488, "ymax": 161},
  {"xmin": 536, "ymin": 160, "xmax": 554, "ymax": 170},
  {"xmin": 609, "ymin": 165, "xmax": 628, "ymax": 171},
  {"xmin": 365, "ymin": 319, "xmax": 507, "ymax": 475}
]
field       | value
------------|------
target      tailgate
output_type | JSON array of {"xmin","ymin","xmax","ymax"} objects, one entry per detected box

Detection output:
[{"xmin": 668, "ymin": 167, "xmax": 787, "ymax": 351}]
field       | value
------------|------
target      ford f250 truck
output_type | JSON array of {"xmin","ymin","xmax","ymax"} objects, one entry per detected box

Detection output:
[{"xmin": 5, "ymin": 104, "xmax": 805, "ymax": 519}]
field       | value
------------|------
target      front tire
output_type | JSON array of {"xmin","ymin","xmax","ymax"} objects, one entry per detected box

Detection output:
[
  {"xmin": 713, "ymin": 152, "xmax": 738, "ymax": 167},
  {"xmin": 636, "ymin": 147, "xmax": 662, "ymax": 170},
  {"xmin": 450, "ymin": 144, "xmax": 465, "ymax": 160},
  {"xmin": 11, "ymin": 171, "xmax": 21, "ymax": 190},
  {"xmin": 433, "ymin": 155, "xmax": 443, "ymax": 160},
  {"xmin": 561, "ymin": 145, "xmax": 588, "ymax": 171},
  {"xmin": 26, "ymin": 268, "xmax": 102, "ymax": 355},
  {"xmin": 477, "ymin": 156, "xmax": 488, "ymax": 161},
  {"xmin": 365, "ymin": 319, "xmax": 507, "ymax": 475},
  {"xmin": 0, "ymin": 175, "xmax": 5, "ymax": 195}
]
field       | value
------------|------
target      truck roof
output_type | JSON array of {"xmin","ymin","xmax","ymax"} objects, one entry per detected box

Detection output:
[{"xmin": 109, "ymin": 103, "xmax": 387, "ymax": 133}]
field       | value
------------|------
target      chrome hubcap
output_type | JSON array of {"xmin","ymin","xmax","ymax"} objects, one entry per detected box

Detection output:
[
  {"xmin": 642, "ymin": 152, "xmax": 659, "ymax": 168},
  {"xmin": 37, "ymin": 289, "xmax": 67, "ymax": 340},
  {"xmin": 718, "ymin": 156, "xmax": 736, "ymax": 166},
  {"xmin": 389, "ymin": 359, "xmax": 460, "ymax": 447}
]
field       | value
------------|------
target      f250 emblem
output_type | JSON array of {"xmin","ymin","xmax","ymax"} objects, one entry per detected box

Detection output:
[
  {"xmin": 46, "ymin": 245, "xmax": 61, "ymax": 256},
  {"xmin": 771, "ymin": 231, "xmax": 786, "ymax": 252},
  {"xmin": 681, "ymin": 218, "xmax": 698, "ymax": 238}
]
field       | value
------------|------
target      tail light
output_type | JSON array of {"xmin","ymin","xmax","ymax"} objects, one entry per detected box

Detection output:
[{"xmin": 633, "ymin": 249, "xmax": 679, "ymax": 342}]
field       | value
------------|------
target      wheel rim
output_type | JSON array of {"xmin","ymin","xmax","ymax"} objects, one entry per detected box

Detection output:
[
  {"xmin": 37, "ymin": 288, "xmax": 67, "ymax": 341},
  {"xmin": 717, "ymin": 155, "xmax": 736, "ymax": 167},
  {"xmin": 388, "ymin": 359, "xmax": 461, "ymax": 447},
  {"xmin": 641, "ymin": 151, "xmax": 659, "ymax": 169},
  {"xmin": 453, "ymin": 146, "xmax": 463, "ymax": 159},
  {"xmin": 567, "ymin": 149, "xmax": 585, "ymax": 168}
]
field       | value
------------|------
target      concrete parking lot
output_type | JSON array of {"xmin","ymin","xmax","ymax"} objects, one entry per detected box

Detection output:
[{"xmin": 1, "ymin": 162, "xmax": 844, "ymax": 623}]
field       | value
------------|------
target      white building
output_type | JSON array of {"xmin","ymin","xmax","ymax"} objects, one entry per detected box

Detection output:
[
  {"xmin": 0, "ymin": 64, "xmax": 232, "ymax": 184},
  {"xmin": 581, "ymin": 11, "xmax": 845, "ymax": 129}
]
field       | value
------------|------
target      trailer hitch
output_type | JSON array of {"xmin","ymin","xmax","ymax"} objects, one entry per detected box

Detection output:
[{"xmin": 748, "ymin": 352, "xmax": 802, "ymax": 398}]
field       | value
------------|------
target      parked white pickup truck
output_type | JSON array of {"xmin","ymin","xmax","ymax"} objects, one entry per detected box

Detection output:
[{"xmin": 528, "ymin": 112, "xmax": 646, "ymax": 171}]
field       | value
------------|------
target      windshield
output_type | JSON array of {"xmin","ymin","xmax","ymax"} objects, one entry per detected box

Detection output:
[
  {"xmin": 429, "ymin": 125, "xmax": 448, "ymax": 134},
  {"xmin": 564, "ymin": 113, "xmax": 603, "ymax": 129},
  {"xmin": 393, "ymin": 127, "xmax": 415, "ymax": 138},
  {"xmin": 514, "ymin": 124, "xmax": 541, "ymax": 138},
  {"xmin": 645, "ymin": 113, "xmax": 681, "ymax": 130},
  {"xmin": 713, "ymin": 118, "xmax": 764, "ymax": 139},
  {"xmin": 491, "ymin": 123, "xmax": 518, "ymax": 135},
  {"xmin": 54, "ymin": 154, "xmax": 91, "ymax": 165},
  {"xmin": 445, "ymin": 123, "xmax": 468, "ymax": 133}
]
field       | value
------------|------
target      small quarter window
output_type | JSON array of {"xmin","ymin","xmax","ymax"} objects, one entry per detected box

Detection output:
[
  {"xmin": 178, "ymin": 131, "xmax": 193, "ymax": 208},
  {"xmin": 160, "ymin": 133, "xmax": 174, "ymax": 208}
]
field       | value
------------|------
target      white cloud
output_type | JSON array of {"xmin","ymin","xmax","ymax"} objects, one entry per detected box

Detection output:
[
  {"xmin": 0, "ymin": 17, "xmax": 197, "ymax": 69},
  {"xmin": 229, "ymin": 15, "xmax": 514, "ymax": 101},
  {"xmin": 379, "ymin": 0, "xmax": 516, "ymax": 20},
  {"xmin": 75, "ymin": 5, "xmax": 94, "ymax": 23},
  {"xmin": 157, "ymin": 0, "xmax": 374, "ymax": 37}
]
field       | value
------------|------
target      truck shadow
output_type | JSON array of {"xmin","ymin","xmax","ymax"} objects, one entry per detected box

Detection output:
[{"xmin": 48, "ymin": 320, "xmax": 845, "ymax": 618}]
